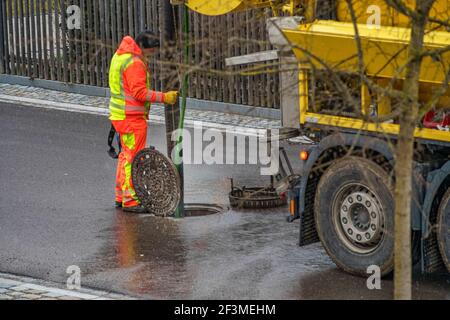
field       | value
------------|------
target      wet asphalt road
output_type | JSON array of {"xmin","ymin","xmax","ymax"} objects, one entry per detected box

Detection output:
[{"xmin": 0, "ymin": 102, "xmax": 449, "ymax": 300}]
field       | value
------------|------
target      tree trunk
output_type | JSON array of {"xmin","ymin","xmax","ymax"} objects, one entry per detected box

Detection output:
[
  {"xmin": 394, "ymin": 1, "xmax": 433, "ymax": 300},
  {"xmin": 394, "ymin": 97, "xmax": 417, "ymax": 300}
]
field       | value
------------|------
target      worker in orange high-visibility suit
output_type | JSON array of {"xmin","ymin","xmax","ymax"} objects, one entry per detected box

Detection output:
[{"xmin": 109, "ymin": 31, "xmax": 178, "ymax": 213}]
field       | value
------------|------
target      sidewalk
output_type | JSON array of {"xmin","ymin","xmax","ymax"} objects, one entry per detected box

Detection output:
[
  {"xmin": 0, "ymin": 273, "xmax": 135, "ymax": 300},
  {"xmin": 0, "ymin": 84, "xmax": 282, "ymax": 136}
]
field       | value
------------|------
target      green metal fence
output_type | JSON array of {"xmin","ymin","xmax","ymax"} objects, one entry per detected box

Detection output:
[{"xmin": 0, "ymin": 0, "xmax": 280, "ymax": 109}]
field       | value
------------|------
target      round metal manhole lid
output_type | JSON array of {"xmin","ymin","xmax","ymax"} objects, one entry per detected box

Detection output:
[
  {"xmin": 132, "ymin": 148, "xmax": 181, "ymax": 217},
  {"xmin": 229, "ymin": 187, "xmax": 287, "ymax": 209}
]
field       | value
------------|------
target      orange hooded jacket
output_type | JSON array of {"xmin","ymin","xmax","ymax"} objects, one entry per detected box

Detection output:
[{"xmin": 109, "ymin": 36, "xmax": 165, "ymax": 123}]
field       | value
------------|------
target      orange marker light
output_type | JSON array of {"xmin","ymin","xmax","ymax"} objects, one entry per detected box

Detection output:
[
  {"xmin": 300, "ymin": 150, "xmax": 309, "ymax": 161},
  {"xmin": 290, "ymin": 199, "xmax": 295, "ymax": 216}
]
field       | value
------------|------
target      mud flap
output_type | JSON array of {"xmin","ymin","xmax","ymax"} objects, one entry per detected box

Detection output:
[
  {"xmin": 296, "ymin": 176, "xmax": 320, "ymax": 246},
  {"xmin": 437, "ymin": 189, "xmax": 450, "ymax": 273}
]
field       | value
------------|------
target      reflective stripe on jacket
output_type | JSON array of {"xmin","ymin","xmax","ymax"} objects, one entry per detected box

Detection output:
[{"xmin": 108, "ymin": 36, "xmax": 165, "ymax": 121}]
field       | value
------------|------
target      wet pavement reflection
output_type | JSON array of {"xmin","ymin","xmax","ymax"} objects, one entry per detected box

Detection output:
[
  {"xmin": 1, "ymin": 105, "xmax": 448, "ymax": 300},
  {"xmin": 87, "ymin": 207, "xmax": 450, "ymax": 300}
]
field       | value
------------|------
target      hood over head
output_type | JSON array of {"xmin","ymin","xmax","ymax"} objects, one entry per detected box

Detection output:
[{"xmin": 116, "ymin": 36, "xmax": 142, "ymax": 56}]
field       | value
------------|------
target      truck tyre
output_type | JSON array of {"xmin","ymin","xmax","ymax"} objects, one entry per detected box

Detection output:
[
  {"xmin": 315, "ymin": 156, "xmax": 395, "ymax": 276},
  {"xmin": 437, "ymin": 188, "xmax": 450, "ymax": 273}
]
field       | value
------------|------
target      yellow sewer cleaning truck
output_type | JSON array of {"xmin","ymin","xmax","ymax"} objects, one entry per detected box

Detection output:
[{"xmin": 182, "ymin": 0, "xmax": 450, "ymax": 276}]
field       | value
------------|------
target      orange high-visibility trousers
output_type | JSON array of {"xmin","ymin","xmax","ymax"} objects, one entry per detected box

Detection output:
[{"xmin": 112, "ymin": 119, "xmax": 147, "ymax": 208}]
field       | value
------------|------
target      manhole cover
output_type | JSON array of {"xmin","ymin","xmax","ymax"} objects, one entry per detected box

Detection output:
[
  {"xmin": 132, "ymin": 148, "xmax": 181, "ymax": 217},
  {"xmin": 183, "ymin": 203, "xmax": 226, "ymax": 217}
]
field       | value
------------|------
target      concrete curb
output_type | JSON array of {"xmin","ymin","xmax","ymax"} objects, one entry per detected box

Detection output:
[
  {"xmin": 0, "ymin": 273, "xmax": 136, "ymax": 300},
  {"xmin": 0, "ymin": 94, "xmax": 270, "ymax": 137}
]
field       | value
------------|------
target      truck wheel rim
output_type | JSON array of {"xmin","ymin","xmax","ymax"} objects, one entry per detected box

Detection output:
[{"xmin": 332, "ymin": 183, "xmax": 385, "ymax": 254}]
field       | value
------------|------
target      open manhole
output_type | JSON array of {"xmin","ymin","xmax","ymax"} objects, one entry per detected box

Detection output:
[
  {"xmin": 183, "ymin": 203, "xmax": 226, "ymax": 217},
  {"xmin": 133, "ymin": 148, "xmax": 226, "ymax": 218}
]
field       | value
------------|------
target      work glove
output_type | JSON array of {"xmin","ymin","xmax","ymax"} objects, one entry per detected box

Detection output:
[{"xmin": 164, "ymin": 91, "xmax": 179, "ymax": 105}]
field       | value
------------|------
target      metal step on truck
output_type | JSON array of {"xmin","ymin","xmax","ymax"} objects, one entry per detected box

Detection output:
[{"xmin": 182, "ymin": 0, "xmax": 450, "ymax": 277}]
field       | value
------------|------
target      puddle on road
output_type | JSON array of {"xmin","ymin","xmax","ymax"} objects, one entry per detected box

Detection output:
[{"xmin": 83, "ymin": 207, "xmax": 450, "ymax": 300}]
